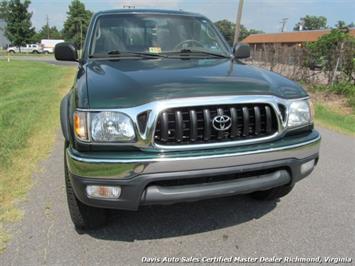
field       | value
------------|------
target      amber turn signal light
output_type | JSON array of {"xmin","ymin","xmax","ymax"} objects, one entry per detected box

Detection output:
[{"xmin": 74, "ymin": 111, "xmax": 88, "ymax": 141}]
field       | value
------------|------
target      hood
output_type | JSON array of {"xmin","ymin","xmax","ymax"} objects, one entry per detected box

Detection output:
[{"xmin": 85, "ymin": 58, "xmax": 307, "ymax": 108}]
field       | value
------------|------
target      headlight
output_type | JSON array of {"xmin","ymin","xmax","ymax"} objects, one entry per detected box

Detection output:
[
  {"xmin": 91, "ymin": 112, "xmax": 135, "ymax": 142},
  {"xmin": 287, "ymin": 100, "xmax": 312, "ymax": 128}
]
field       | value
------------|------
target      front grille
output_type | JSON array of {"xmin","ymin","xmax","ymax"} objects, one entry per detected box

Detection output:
[{"xmin": 154, "ymin": 103, "xmax": 278, "ymax": 145}]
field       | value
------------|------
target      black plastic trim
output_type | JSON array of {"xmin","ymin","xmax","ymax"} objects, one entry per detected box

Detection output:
[
  {"xmin": 242, "ymin": 106, "xmax": 249, "ymax": 136},
  {"xmin": 141, "ymin": 170, "xmax": 290, "ymax": 204},
  {"xmin": 230, "ymin": 107, "xmax": 238, "ymax": 137},
  {"xmin": 254, "ymin": 106, "xmax": 261, "ymax": 135},
  {"xmin": 60, "ymin": 94, "xmax": 71, "ymax": 142}
]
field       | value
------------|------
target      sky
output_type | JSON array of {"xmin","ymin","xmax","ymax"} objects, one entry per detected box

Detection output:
[{"xmin": 29, "ymin": 0, "xmax": 355, "ymax": 33}]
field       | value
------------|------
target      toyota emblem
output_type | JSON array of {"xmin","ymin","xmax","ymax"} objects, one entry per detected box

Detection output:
[{"xmin": 212, "ymin": 115, "xmax": 232, "ymax": 131}]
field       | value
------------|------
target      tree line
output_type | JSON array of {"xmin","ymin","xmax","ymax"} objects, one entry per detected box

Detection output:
[
  {"xmin": 214, "ymin": 15, "xmax": 354, "ymax": 45},
  {"xmin": 0, "ymin": 0, "xmax": 354, "ymax": 50},
  {"xmin": 293, "ymin": 15, "xmax": 354, "ymax": 31},
  {"xmin": 0, "ymin": 0, "xmax": 91, "ymax": 49}
]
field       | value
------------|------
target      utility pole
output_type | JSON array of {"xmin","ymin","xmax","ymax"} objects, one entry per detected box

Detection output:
[
  {"xmin": 280, "ymin": 18, "xmax": 288, "ymax": 32},
  {"xmin": 73, "ymin": 18, "xmax": 83, "ymax": 56},
  {"xmin": 80, "ymin": 20, "xmax": 82, "ymax": 56},
  {"xmin": 233, "ymin": 0, "xmax": 244, "ymax": 46},
  {"xmin": 46, "ymin": 15, "xmax": 50, "ymax": 39}
]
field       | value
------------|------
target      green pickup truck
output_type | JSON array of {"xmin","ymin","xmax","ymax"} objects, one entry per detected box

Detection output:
[{"xmin": 55, "ymin": 9, "xmax": 320, "ymax": 229}]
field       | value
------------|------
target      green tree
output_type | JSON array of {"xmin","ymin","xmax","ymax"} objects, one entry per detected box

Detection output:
[
  {"xmin": 335, "ymin": 20, "xmax": 354, "ymax": 29},
  {"xmin": 0, "ymin": 1, "xmax": 8, "ymax": 19},
  {"xmin": 4, "ymin": 0, "xmax": 35, "ymax": 49},
  {"xmin": 294, "ymin": 15, "xmax": 327, "ymax": 31},
  {"xmin": 214, "ymin": 19, "xmax": 235, "ymax": 45},
  {"xmin": 33, "ymin": 25, "xmax": 63, "ymax": 42},
  {"xmin": 215, "ymin": 19, "xmax": 263, "ymax": 45},
  {"xmin": 63, "ymin": 0, "xmax": 92, "ymax": 49},
  {"xmin": 335, "ymin": 20, "xmax": 347, "ymax": 29}
]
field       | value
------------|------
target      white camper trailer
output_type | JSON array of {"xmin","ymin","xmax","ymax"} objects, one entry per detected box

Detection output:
[{"xmin": 41, "ymin": 39, "xmax": 64, "ymax": 53}]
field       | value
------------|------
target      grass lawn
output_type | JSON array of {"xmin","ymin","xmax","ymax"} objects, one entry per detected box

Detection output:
[
  {"xmin": 0, "ymin": 60, "xmax": 75, "ymax": 251},
  {"xmin": 308, "ymin": 83, "xmax": 355, "ymax": 135},
  {"xmin": 314, "ymin": 103, "xmax": 355, "ymax": 135}
]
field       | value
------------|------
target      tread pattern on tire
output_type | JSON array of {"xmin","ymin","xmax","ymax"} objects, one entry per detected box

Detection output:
[{"xmin": 64, "ymin": 142, "xmax": 107, "ymax": 229}]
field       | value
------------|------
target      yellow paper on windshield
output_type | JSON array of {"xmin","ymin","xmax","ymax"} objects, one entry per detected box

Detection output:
[{"xmin": 149, "ymin": 47, "xmax": 162, "ymax": 53}]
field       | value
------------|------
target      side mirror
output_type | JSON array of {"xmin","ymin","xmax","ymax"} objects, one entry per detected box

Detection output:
[
  {"xmin": 54, "ymin": 42, "xmax": 78, "ymax": 61},
  {"xmin": 233, "ymin": 43, "xmax": 250, "ymax": 59}
]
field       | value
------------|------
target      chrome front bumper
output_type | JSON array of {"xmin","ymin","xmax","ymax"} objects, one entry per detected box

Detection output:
[
  {"xmin": 66, "ymin": 130, "xmax": 320, "ymax": 210},
  {"xmin": 67, "ymin": 130, "xmax": 320, "ymax": 180}
]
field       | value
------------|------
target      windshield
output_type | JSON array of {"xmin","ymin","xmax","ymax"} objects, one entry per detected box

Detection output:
[{"xmin": 89, "ymin": 14, "xmax": 230, "ymax": 57}]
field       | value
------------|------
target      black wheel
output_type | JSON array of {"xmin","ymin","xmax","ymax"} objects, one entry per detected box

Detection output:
[
  {"xmin": 8, "ymin": 50, "xmax": 15, "ymax": 54},
  {"xmin": 250, "ymin": 185, "xmax": 294, "ymax": 201},
  {"xmin": 64, "ymin": 142, "xmax": 107, "ymax": 229},
  {"xmin": 32, "ymin": 50, "xmax": 39, "ymax": 54}
]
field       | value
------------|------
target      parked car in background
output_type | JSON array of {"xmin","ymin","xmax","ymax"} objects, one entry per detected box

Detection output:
[
  {"xmin": 41, "ymin": 39, "xmax": 65, "ymax": 54},
  {"xmin": 7, "ymin": 44, "xmax": 43, "ymax": 54}
]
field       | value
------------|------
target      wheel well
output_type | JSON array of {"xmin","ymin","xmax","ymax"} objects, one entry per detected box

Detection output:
[{"xmin": 60, "ymin": 94, "xmax": 71, "ymax": 142}]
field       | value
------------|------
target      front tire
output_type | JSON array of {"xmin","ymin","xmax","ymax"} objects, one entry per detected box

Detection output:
[
  {"xmin": 250, "ymin": 185, "xmax": 294, "ymax": 201},
  {"xmin": 64, "ymin": 142, "xmax": 107, "ymax": 229}
]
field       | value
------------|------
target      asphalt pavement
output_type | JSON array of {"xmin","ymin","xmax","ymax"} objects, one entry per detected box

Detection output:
[
  {"xmin": 0, "ymin": 127, "xmax": 354, "ymax": 266},
  {"xmin": 0, "ymin": 55, "xmax": 77, "ymax": 66}
]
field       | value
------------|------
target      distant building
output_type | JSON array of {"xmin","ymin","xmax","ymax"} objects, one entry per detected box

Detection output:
[
  {"xmin": 242, "ymin": 28, "xmax": 355, "ymax": 49},
  {"xmin": 0, "ymin": 19, "xmax": 10, "ymax": 49}
]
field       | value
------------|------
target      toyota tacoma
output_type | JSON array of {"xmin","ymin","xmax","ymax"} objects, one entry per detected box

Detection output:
[{"xmin": 55, "ymin": 9, "xmax": 321, "ymax": 229}]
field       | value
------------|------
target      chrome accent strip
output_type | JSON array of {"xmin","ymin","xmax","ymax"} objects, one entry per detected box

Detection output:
[
  {"xmin": 68, "ymin": 134, "xmax": 320, "ymax": 164},
  {"xmin": 76, "ymin": 95, "xmax": 310, "ymax": 152},
  {"xmin": 66, "ymin": 134, "xmax": 320, "ymax": 179}
]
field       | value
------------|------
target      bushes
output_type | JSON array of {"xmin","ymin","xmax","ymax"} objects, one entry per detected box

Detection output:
[
  {"xmin": 312, "ymin": 82, "xmax": 355, "ymax": 96},
  {"xmin": 306, "ymin": 28, "xmax": 355, "ymax": 84},
  {"xmin": 310, "ymin": 82, "xmax": 355, "ymax": 108},
  {"xmin": 249, "ymin": 28, "xmax": 355, "ymax": 85}
]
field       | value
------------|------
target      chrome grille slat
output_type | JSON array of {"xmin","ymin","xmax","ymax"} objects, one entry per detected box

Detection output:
[
  {"xmin": 203, "ymin": 109, "xmax": 211, "ymax": 141},
  {"xmin": 175, "ymin": 111, "xmax": 183, "ymax": 143},
  {"xmin": 155, "ymin": 103, "xmax": 278, "ymax": 145}
]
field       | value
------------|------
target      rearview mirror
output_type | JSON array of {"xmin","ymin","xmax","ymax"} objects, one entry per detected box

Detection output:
[
  {"xmin": 233, "ymin": 43, "xmax": 250, "ymax": 59},
  {"xmin": 54, "ymin": 42, "xmax": 78, "ymax": 61}
]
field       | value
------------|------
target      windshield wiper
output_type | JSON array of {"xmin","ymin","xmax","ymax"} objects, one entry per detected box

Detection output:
[
  {"xmin": 162, "ymin": 49, "xmax": 230, "ymax": 58},
  {"xmin": 89, "ymin": 50, "xmax": 166, "ymax": 59}
]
